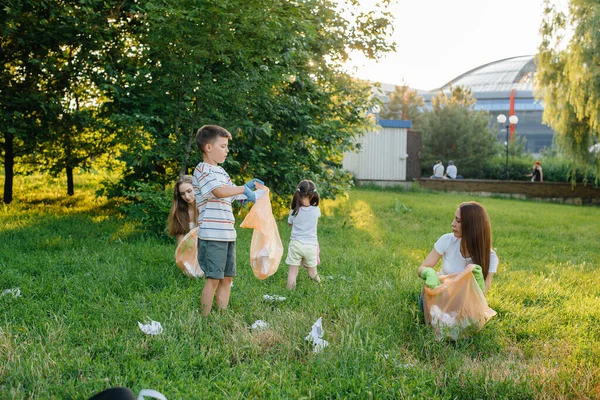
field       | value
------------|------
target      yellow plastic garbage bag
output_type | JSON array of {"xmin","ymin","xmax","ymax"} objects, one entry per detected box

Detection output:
[
  {"xmin": 240, "ymin": 187, "xmax": 283, "ymax": 280},
  {"xmin": 174, "ymin": 227, "xmax": 204, "ymax": 278},
  {"xmin": 422, "ymin": 264, "xmax": 496, "ymax": 341}
]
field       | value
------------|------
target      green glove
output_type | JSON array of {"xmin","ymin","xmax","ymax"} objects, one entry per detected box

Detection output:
[
  {"xmin": 421, "ymin": 267, "xmax": 441, "ymax": 289},
  {"xmin": 472, "ymin": 264, "xmax": 485, "ymax": 293}
]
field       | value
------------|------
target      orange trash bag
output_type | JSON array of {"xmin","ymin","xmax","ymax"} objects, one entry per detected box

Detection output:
[
  {"xmin": 174, "ymin": 227, "xmax": 204, "ymax": 278},
  {"xmin": 240, "ymin": 187, "xmax": 283, "ymax": 280},
  {"xmin": 422, "ymin": 264, "xmax": 496, "ymax": 341}
]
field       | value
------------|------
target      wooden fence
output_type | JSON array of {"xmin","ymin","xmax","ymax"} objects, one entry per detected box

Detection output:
[{"xmin": 416, "ymin": 178, "xmax": 600, "ymax": 205}]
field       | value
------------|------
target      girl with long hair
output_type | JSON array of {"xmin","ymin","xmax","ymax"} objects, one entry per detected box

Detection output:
[
  {"xmin": 417, "ymin": 201, "xmax": 498, "ymax": 295},
  {"xmin": 167, "ymin": 175, "xmax": 199, "ymax": 244}
]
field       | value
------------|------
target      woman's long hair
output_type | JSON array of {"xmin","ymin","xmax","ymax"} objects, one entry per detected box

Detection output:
[
  {"xmin": 290, "ymin": 180, "xmax": 319, "ymax": 216},
  {"xmin": 167, "ymin": 175, "xmax": 197, "ymax": 237},
  {"xmin": 458, "ymin": 201, "xmax": 493, "ymax": 278}
]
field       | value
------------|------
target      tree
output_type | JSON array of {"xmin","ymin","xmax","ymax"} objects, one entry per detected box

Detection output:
[
  {"xmin": 1, "ymin": 1, "xmax": 54, "ymax": 203},
  {"xmin": 104, "ymin": 0, "xmax": 396, "ymax": 202},
  {"xmin": 1, "ymin": 1, "xmax": 139, "ymax": 200},
  {"xmin": 536, "ymin": 0, "xmax": 600, "ymax": 176},
  {"xmin": 35, "ymin": 2, "xmax": 138, "ymax": 196},
  {"xmin": 419, "ymin": 86, "xmax": 498, "ymax": 178},
  {"xmin": 378, "ymin": 84, "xmax": 424, "ymax": 125}
]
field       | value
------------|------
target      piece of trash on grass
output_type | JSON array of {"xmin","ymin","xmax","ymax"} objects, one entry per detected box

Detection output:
[
  {"xmin": 138, "ymin": 389, "xmax": 168, "ymax": 400},
  {"xmin": 1, "ymin": 288, "xmax": 21, "ymax": 298},
  {"xmin": 138, "ymin": 320, "xmax": 163, "ymax": 335},
  {"xmin": 263, "ymin": 294, "xmax": 286, "ymax": 302},
  {"xmin": 304, "ymin": 317, "xmax": 329, "ymax": 353},
  {"xmin": 250, "ymin": 320, "xmax": 269, "ymax": 330}
]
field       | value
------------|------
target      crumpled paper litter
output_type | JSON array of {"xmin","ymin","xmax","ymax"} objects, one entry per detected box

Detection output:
[
  {"xmin": 1, "ymin": 288, "xmax": 21, "ymax": 298},
  {"xmin": 263, "ymin": 294, "xmax": 286, "ymax": 302},
  {"xmin": 250, "ymin": 320, "xmax": 269, "ymax": 330},
  {"xmin": 304, "ymin": 317, "xmax": 329, "ymax": 353},
  {"xmin": 138, "ymin": 320, "xmax": 163, "ymax": 335}
]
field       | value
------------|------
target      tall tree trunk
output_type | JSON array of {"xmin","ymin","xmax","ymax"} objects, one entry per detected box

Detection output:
[
  {"xmin": 66, "ymin": 165, "xmax": 74, "ymax": 196},
  {"xmin": 179, "ymin": 132, "xmax": 195, "ymax": 177},
  {"xmin": 3, "ymin": 131, "xmax": 14, "ymax": 204},
  {"xmin": 179, "ymin": 99, "xmax": 199, "ymax": 177}
]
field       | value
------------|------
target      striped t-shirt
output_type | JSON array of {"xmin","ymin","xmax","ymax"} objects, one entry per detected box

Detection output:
[{"xmin": 193, "ymin": 162, "xmax": 241, "ymax": 242}]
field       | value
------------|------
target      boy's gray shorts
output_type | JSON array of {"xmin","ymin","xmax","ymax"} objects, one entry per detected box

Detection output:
[{"xmin": 198, "ymin": 239, "xmax": 236, "ymax": 279}]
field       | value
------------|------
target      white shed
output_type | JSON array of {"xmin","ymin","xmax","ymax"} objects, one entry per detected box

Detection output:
[{"xmin": 343, "ymin": 119, "xmax": 415, "ymax": 184}]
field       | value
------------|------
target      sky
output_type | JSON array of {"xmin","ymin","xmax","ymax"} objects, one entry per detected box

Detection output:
[{"xmin": 344, "ymin": 0, "xmax": 549, "ymax": 91}]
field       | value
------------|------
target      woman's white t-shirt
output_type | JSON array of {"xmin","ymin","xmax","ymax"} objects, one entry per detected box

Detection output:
[{"xmin": 434, "ymin": 233, "xmax": 498, "ymax": 275}]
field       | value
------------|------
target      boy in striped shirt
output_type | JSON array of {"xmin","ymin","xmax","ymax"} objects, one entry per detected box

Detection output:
[{"xmin": 193, "ymin": 125, "xmax": 263, "ymax": 316}]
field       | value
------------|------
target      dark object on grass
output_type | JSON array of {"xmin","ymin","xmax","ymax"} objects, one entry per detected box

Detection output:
[{"xmin": 88, "ymin": 387, "xmax": 136, "ymax": 400}]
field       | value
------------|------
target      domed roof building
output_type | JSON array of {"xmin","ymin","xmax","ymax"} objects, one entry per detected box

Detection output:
[
  {"xmin": 424, "ymin": 55, "xmax": 553, "ymax": 153},
  {"xmin": 439, "ymin": 55, "xmax": 535, "ymax": 92}
]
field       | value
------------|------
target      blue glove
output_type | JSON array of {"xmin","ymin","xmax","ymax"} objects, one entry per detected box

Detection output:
[
  {"xmin": 245, "ymin": 178, "xmax": 264, "ymax": 190},
  {"xmin": 243, "ymin": 185, "xmax": 256, "ymax": 203}
]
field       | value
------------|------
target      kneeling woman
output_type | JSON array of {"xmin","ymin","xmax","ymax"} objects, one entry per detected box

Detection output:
[{"xmin": 417, "ymin": 201, "xmax": 498, "ymax": 296}]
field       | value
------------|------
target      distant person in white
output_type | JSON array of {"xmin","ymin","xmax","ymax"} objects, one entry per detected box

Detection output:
[
  {"xmin": 431, "ymin": 160, "xmax": 444, "ymax": 178},
  {"xmin": 444, "ymin": 160, "xmax": 458, "ymax": 179}
]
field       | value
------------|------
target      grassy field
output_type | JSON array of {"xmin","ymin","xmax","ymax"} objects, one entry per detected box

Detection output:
[{"xmin": 1, "ymin": 174, "xmax": 599, "ymax": 399}]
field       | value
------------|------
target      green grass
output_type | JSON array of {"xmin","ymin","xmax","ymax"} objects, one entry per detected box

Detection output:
[{"xmin": 1, "ymin": 174, "xmax": 599, "ymax": 399}]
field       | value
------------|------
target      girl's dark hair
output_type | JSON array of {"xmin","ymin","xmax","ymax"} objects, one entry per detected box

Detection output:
[
  {"xmin": 167, "ymin": 175, "xmax": 198, "ymax": 237},
  {"xmin": 290, "ymin": 179, "xmax": 319, "ymax": 216},
  {"xmin": 458, "ymin": 201, "xmax": 494, "ymax": 278}
]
